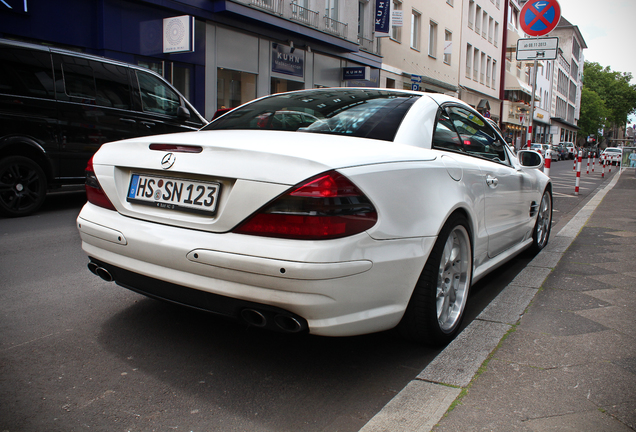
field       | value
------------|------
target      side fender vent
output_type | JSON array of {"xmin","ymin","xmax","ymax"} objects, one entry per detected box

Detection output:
[{"xmin": 529, "ymin": 201, "xmax": 539, "ymax": 217}]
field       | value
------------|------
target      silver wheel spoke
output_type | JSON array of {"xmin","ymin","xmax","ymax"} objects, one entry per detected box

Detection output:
[{"xmin": 436, "ymin": 226, "xmax": 471, "ymax": 332}]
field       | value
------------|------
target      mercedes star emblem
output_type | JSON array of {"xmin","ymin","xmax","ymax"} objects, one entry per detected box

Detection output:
[{"xmin": 161, "ymin": 153, "xmax": 176, "ymax": 170}]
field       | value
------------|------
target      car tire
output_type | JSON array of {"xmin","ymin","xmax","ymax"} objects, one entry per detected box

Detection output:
[
  {"xmin": 528, "ymin": 189, "xmax": 552, "ymax": 254},
  {"xmin": 398, "ymin": 213, "xmax": 472, "ymax": 346},
  {"xmin": 0, "ymin": 156, "xmax": 47, "ymax": 217}
]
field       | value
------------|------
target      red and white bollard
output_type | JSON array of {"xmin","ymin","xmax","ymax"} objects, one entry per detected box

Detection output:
[
  {"xmin": 573, "ymin": 151, "xmax": 577, "ymax": 171},
  {"xmin": 544, "ymin": 149, "xmax": 552, "ymax": 177},
  {"xmin": 592, "ymin": 152, "xmax": 595, "ymax": 173},
  {"xmin": 586, "ymin": 154, "xmax": 590, "ymax": 174},
  {"xmin": 575, "ymin": 150, "xmax": 582, "ymax": 195},
  {"xmin": 608, "ymin": 155, "xmax": 612, "ymax": 174},
  {"xmin": 601, "ymin": 155, "xmax": 605, "ymax": 178}
]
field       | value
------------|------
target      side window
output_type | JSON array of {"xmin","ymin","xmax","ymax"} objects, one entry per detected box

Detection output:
[
  {"xmin": 0, "ymin": 47, "xmax": 55, "ymax": 99},
  {"xmin": 136, "ymin": 70, "xmax": 181, "ymax": 116},
  {"xmin": 432, "ymin": 108, "xmax": 463, "ymax": 153},
  {"xmin": 446, "ymin": 106, "xmax": 508, "ymax": 164},
  {"xmin": 61, "ymin": 57, "xmax": 131, "ymax": 110},
  {"xmin": 61, "ymin": 57, "xmax": 97, "ymax": 101},
  {"xmin": 92, "ymin": 62, "xmax": 131, "ymax": 110}
]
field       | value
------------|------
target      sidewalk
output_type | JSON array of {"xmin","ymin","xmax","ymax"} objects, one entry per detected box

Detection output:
[{"xmin": 361, "ymin": 168, "xmax": 636, "ymax": 432}]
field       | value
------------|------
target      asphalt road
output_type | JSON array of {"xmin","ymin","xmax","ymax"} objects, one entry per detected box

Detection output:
[{"xmin": 0, "ymin": 157, "xmax": 616, "ymax": 432}]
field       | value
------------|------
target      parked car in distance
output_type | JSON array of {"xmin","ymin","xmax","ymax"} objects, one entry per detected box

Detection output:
[
  {"xmin": 600, "ymin": 147, "xmax": 623, "ymax": 165},
  {"xmin": 77, "ymin": 88, "xmax": 553, "ymax": 346},
  {"xmin": 553, "ymin": 144, "xmax": 567, "ymax": 161},
  {"xmin": 0, "ymin": 38, "xmax": 207, "ymax": 217},
  {"xmin": 530, "ymin": 143, "xmax": 545, "ymax": 157},
  {"xmin": 561, "ymin": 142, "xmax": 575, "ymax": 159}
]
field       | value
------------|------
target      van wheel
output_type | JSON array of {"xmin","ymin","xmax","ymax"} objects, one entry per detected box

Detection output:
[
  {"xmin": 398, "ymin": 213, "xmax": 472, "ymax": 346},
  {"xmin": 0, "ymin": 156, "xmax": 47, "ymax": 217}
]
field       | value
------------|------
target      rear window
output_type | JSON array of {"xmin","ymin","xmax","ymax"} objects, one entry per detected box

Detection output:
[{"xmin": 203, "ymin": 89, "xmax": 419, "ymax": 141}]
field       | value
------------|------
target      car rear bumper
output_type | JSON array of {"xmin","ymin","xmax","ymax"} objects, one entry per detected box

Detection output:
[{"xmin": 77, "ymin": 203, "xmax": 435, "ymax": 337}]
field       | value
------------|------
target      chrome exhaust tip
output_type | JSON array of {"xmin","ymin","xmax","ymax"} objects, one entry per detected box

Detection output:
[
  {"xmin": 95, "ymin": 267, "xmax": 113, "ymax": 282},
  {"xmin": 240, "ymin": 309, "xmax": 267, "ymax": 328},
  {"xmin": 87, "ymin": 262, "xmax": 99, "ymax": 275},
  {"xmin": 274, "ymin": 314, "xmax": 303, "ymax": 333},
  {"xmin": 88, "ymin": 262, "xmax": 113, "ymax": 282}
]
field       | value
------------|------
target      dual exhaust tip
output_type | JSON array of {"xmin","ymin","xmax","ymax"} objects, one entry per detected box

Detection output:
[
  {"xmin": 87, "ymin": 261, "xmax": 306, "ymax": 334},
  {"xmin": 87, "ymin": 262, "xmax": 113, "ymax": 282},
  {"xmin": 240, "ymin": 308, "xmax": 304, "ymax": 333}
]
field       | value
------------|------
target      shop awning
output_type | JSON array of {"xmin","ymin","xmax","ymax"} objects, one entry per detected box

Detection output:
[{"xmin": 505, "ymin": 71, "xmax": 532, "ymax": 96}]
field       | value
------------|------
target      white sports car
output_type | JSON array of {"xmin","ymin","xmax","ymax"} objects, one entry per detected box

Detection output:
[{"xmin": 77, "ymin": 88, "xmax": 552, "ymax": 346}]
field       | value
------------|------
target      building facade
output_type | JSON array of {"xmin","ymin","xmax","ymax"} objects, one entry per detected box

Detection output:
[
  {"xmin": 548, "ymin": 17, "xmax": 586, "ymax": 145},
  {"xmin": 458, "ymin": 0, "xmax": 505, "ymax": 121},
  {"xmin": 378, "ymin": 0, "xmax": 461, "ymax": 95}
]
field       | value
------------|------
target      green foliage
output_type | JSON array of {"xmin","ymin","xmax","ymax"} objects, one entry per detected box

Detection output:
[
  {"xmin": 582, "ymin": 62, "xmax": 636, "ymax": 136},
  {"xmin": 579, "ymin": 87, "xmax": 607, "ymax": 139}
]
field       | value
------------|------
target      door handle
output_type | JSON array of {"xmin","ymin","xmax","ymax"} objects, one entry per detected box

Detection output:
[
  {"xmin": 119, "ymin": 118, "xmax": 136, "ymax": 124},
  {"xmin": 141, "ymin": 121, "xmax": 155, "ymax": 128},
  {"xmin": 486, "ymin": 175, "xmax": 498, "ymax": 188}
]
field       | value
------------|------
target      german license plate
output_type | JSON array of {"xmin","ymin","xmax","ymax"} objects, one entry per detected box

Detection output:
[{"xmin": 127, "ymin": 173, "xmax": 220, "ymax": 215}]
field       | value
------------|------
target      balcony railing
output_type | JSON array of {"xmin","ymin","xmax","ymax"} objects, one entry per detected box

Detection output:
[
  {"xmin": 244, "ymin": 0, "xmax": 361, "ymax": 45},
  {"xmin": 250, "ymin": 0, "xmax": 283, "ymax": 15},
  {"xmin": 290, "ymin": 2, "xmax": 319, "ymax": 27},
  {"xmin": 358, "ymin": 35, "xmax": 374, "ymax": 52},
  {"xmin": 324, "ymin": 15, "xmax": 348, "ymax": 39}
]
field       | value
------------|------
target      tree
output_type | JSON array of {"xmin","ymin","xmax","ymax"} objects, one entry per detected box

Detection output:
[
  {"xmin": 582, "ymin": 62, "xmax": 636, "ymax": 143},
  {"xmin": 579, "ymin": 87, "xmax": 607, "ymax": 142}
]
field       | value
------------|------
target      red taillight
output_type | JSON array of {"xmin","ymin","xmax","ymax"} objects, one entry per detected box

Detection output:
[
  {"xmin": 233, "ymin": 171, "xmax": 377, "ymax": 240},
  {"xmin": 85, "ymin": 156, "xmax": 116, "ymax": 211}
]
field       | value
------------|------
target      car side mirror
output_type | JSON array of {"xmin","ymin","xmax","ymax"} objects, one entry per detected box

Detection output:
[
  {"xmin": 517, "ymin": 150, "xmax": 543, "ymax": 168},
  {"xmin": 177, "ymin": 105, "xmax": 191, "ymax": 120}
]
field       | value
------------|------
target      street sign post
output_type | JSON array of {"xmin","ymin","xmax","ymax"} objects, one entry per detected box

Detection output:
[
  {"xmin": 520, "ymin": 0, "xmax": 561, "ymax": 37},
  {"xmin": 518, "ymin": 0, "xmax": 561, "ymax": 150},
  {"xmin": 516, "ymin": 37, "xmax": 558, "ymax": 61}
]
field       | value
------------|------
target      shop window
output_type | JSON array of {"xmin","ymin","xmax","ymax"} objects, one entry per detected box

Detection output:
[
  {"xmin": 271, "ymin": 78, "xmax": 305, "ymax": 94},
  {"xmin": 138, "ymin": 60, "xmax": 163, "ymax": 76},
  {"xmin": 172, "ymin": 65, "xmax": 191, "ymax": 101},
  {"xmin": 136, "ymin": 70, "xmax": 180, "ymax": 116},
  {"xmin": 217, "ymin": 68, "xmax": 257, "ymax": 109}
]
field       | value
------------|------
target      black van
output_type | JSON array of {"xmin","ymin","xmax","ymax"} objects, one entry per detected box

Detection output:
[{"xmin": 0, "ymin": 39, "xmax": 208, "ymax": 217}]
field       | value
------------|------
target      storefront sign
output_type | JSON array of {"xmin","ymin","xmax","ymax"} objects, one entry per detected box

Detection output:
[
  {"xmin": 375, "ymin": 1, "xmax": 391, "ymax": 36},
  {"xmin": 163, "ymin": 15, "xmax": 194, "ymax": 53},
  {"xmin": 343, "ymin": 67, "xmax": 370, "ymax": 81},
  {"xmin": 272, "ymin": 43, "xmax": 304, "ymax": 78}
]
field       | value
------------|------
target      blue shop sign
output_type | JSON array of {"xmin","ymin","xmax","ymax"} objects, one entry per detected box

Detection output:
[
  {"xmin": 375, "ymin": 0, "xmax": 390, "ymax": 34},
  {"xmin": 343, "ymin": 67, "xmax": 370, "ymax": 81},
  {"xmin": 272, "ymin": 43, "xmax": 304, "ymax": 78}
]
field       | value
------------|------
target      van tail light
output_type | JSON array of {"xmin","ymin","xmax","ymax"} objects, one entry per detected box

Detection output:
[
  {"xmin": 85, "ymin": 156, "xmax": 116, "ymax": 211},
  {"xmin": 233, "ymin": 171, "xmax": 377, "ymax": 240}
]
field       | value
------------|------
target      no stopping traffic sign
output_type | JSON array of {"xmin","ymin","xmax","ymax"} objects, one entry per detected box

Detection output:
[{"xmin": 520, "ymin": 0, "xmax": 561, "ymax": 37}]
